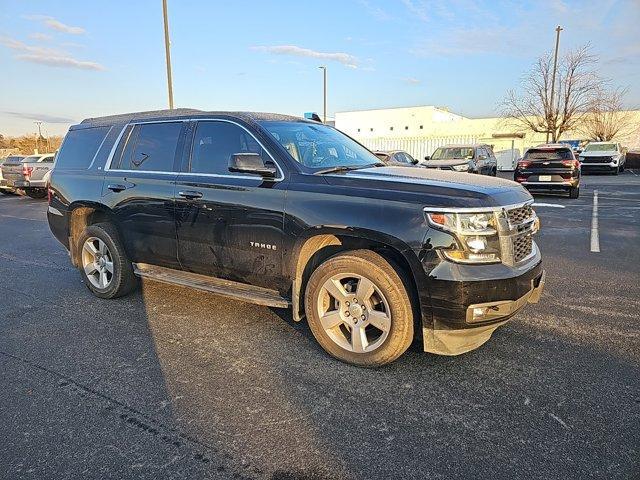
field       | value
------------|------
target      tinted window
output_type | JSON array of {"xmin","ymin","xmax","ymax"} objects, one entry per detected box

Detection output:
[
  {"xmin": 118, "ymin": 122, "xmax": 182, "ymax": 172},
  {"xmin": 393, "ymin": 152, "xmax": 411, "ymax": 164},
  {"xmin": 190, "ymin": 121, "xmax": 267, "ymax": 175},
  {"xmin": 431, "ymin": 147, "xmax": 474, "ymax": 160},
  {"xmin": 56, "ymin": 127, "xmax": 110, "ymax": 170},
  {"xmin": 524, "ymin": 148, "xmax": 573, "ymax": 160}
]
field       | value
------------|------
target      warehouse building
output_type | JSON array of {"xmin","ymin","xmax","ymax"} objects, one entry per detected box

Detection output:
[{"xmin": 335, "ymin": 105, "xmax": 640, "ymax": 169}]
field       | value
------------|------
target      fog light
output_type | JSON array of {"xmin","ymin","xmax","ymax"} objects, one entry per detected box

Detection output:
[
  {"xmin": 472, "ymin": 307, "xmax": 486, "ymax": 319},
  {"xmin": 466, "ymin": 236, "xmax": 487, "ymax": 253}
]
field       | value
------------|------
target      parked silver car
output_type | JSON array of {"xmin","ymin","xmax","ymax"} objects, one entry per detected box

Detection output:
[{"xmin": 0, "ymin": 153, "xmax": 55, "ymax": 198}]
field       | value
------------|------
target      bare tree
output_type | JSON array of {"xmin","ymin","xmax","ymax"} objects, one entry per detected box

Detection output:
[
  {"xmin": 579, "ymin": 87, "xmax": 636, "ymax": 141},
  {"xmin": 501, "ymin": 45, "xmax": 601, "ymax": 142}
]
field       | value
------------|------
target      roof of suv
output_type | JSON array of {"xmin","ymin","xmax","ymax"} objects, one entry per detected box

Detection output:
[
  {"xmin": 438, "ymin": 144, "xmax": 489, "ymax": 148},
  {"xmin": 77, "ymin": 109, "xmax": 309, "ymax": 129}
]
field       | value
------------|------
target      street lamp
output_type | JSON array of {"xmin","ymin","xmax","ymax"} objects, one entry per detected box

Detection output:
[
  {"xmin": 34, "ymin": 121, "xmax": 43, "ymax": 153},
  {"xmin": 162, "ymin": 0, "xmax": 175, "ymax": 109},
  {"xmin": 547, "ymin": 25, "xmax": 563, "ymax": 143},
  {"xmin": 318, "ymin": 66, "xmax": 327, "ymax": 124}
]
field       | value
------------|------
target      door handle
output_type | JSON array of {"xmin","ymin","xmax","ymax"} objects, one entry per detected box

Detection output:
[
  {"xmin": 178, "ymin": 190, "xmax": 203, "ymax": 199},
  {"xmin": 107, "ymin": 184, "xmax": 127, "ymax": 192}
]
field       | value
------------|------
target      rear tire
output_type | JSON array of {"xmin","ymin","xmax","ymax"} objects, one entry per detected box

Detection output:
[
  {"xmin": 0, "ymin": 189, "xmax": 13, "ymax": 195},
  {"xmin": 77, "ymin": 222, "xmax": 138, "ymax": 299},
  {"xmin": 25, "ymin": 188, "xmax": 47, "ymax": 199},
  {"xmin": 304, "ymin": 249, "xmax": 414, "ymax": 367},
  {"xmin": 569, "ymin": 186, "xmax": 579, "ymax": 199}
]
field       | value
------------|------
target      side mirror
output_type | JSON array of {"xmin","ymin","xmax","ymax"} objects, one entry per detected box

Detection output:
[
  {"xmin": 424, "ymin": 155, "xmax": 430, "ymax": 161},
  {"xmin": 411, "ymin": 158, "xmax": 419, "ymax": 165},
  {"xmin": 229, "ymin": 153, "xmax": 277, "ymax": 178}
]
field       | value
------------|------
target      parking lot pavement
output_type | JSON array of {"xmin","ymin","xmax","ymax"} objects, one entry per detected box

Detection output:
[{"xmin": 1, "ymin": 173, "xmax": 639, "ymax": 480}]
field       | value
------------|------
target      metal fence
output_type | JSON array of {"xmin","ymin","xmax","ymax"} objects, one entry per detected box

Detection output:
[{"xmin": 358, "ymin": 135, "xmax": 480, "ymax": 161}]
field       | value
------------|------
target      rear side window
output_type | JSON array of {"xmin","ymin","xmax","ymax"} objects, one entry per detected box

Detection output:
[
  {"xmin": 55, "ymin": 126, "xmax": 110, "ymax": 170},
  {"xmin": 190, "ymin": 121, "xmax": 267, "ymax": 175},
  {"xmin": 525, "ymin": 148, "xmax": 573, "ymax": 160},
  {"xmin": 116, "ymin": 122, "xmax": 183, "ymax": 172}
]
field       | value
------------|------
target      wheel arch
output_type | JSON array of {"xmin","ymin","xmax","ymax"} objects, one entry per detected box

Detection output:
[
  {"xmin": 67, "ymin": 202, "xmax": 120, "ymax": 267},
  {"xmin": 290, "ymin": 226, "xmax": 427, "ymax": 324}
]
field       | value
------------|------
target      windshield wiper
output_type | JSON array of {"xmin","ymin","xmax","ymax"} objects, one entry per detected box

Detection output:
[{"xmin": 314, "ymin": 163, "xmax": 385, "ymax": 175}]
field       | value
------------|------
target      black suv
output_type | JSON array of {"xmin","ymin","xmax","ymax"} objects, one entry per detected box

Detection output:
[
  {"xmin": 47, "ymin": 109, "xmax": 544, "ymax": 366},
  {"xmin": 514, "ymin": 144, "xmax": 581, "ymax": 198}
]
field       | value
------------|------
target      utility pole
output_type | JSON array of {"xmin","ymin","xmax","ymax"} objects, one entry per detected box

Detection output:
[
  {"xmin": 162, "ymin": 0, "xmax": 174, "ymax": 109},
  {"xmin": 318, "ymin": 66, "xmax": 327, "ymax": 123},
  {"xmin": 34, "ymin": 121, "xmax": 43, "ymax": 153},
  {"xmin": 547, "ymin": 25, "xmax": 562, "ymax": 143}
]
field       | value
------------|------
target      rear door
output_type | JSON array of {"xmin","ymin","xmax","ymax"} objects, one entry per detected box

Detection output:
[
  {"xmin": 175, "ymin": 119, "xmax": 288, "ymax": 290},
  {"xmin": 102, "ymin": 121, "xmax": 187, "ymax": 268}
]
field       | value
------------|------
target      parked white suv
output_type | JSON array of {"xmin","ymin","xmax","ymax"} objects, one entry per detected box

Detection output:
[{"xmin": 579, "ymin": 142, "xmax": 626, "ymax": 175}]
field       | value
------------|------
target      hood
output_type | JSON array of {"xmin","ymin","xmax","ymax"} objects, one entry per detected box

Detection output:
[
  {"xmin": 322, "ymin": 166, "xmax": 531, "ymax": 209},
  {"xmin": 580, "ymin": 150, "xmax": 618, "ymax": 157},
  {"xmin": 423, "ymin": 159, "xmax": 470, "ymax": 167}
]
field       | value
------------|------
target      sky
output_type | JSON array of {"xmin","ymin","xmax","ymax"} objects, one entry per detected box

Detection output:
[{"xmin": 1, "ymin": 0, "xmax": 639, "ymax": 136}]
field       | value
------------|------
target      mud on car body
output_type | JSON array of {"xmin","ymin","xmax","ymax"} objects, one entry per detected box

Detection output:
[{"xmin": 47, "ymin": 109, "xmax": 545, "ymax": 366}]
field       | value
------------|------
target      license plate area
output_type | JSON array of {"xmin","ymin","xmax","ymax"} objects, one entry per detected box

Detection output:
[{"xmin": 538, "ymin": 175, "xmax": 552, "ymax": 181}]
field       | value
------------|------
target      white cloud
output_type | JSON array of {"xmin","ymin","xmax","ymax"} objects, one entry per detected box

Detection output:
[
  {"xmin": 401, "ymin": 0, "xmax": 429, "ymax": 21},
  {"xmin": 24, "ymin": 15, "xmax": 85, "ymax": 35},
  {"xmin": 0, "ymin": 36, "xmax": 104, "ymax": 71},
  {"xmin": 15, "ymin": 54, "xmax": 104, "ymax": 71},
  {"xmin": 2, "ymin": 111, "xmax": 75, "ymax": 123},
  {"xmin": 358, "ymin": 0, "xmax": 392, "ymax": 21},
  {"xmin": 29, "ymin": 32, "xmax": 53, "ymax": 41},
  {"xmin": 252, "ymin": 45, "xmax": 359, "ymax": 68},
  {"xmin": 404, "ymin": 77, "xmax": 421, "ymax": 85}
]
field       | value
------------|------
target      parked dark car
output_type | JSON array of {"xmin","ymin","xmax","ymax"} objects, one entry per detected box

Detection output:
[
  {"xmin": 373, "ymin": 150, "xmax": 419, "ymax": 167},
  {"xmin": 47, "ymin": 109, "xmax": 544, "ymax": 366},
  {"xmin": 422, "ymin": 144, "xmax": 497, "ymax": 176},
  {"xmin": 514, "ymin": 144, "xmax": 581, "ymax": 198}
]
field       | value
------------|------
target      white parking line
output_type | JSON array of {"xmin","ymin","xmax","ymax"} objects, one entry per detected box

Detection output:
[
  {"xmin": 590, "ymin": 190, "xmax": 600, "ymax": 253},
  {"xmin": 532, "ymin": 202, "xmax": 566, "ymax": 208},
  {"xmin": 628, "ymin": 169, "xmax": 638, "ymax": 176}
]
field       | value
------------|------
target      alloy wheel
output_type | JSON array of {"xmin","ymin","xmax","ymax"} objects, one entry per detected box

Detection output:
[
  {"xmin": 81, "ymin": 237, "xmax": 114, "ymax": 289},
  {"xmin": 316, "ymin": 273, "xmax": 391, "ymax": 353}
]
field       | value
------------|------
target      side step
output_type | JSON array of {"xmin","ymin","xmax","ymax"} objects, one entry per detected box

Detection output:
[{"xmin": 133, "ymin": 263, "xmax": 291, "ymax": 309}]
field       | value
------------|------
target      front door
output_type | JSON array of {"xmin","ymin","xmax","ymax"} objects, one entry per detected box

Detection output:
[
  {"xmin": 175, "ymin": 120, "xmax": 287, "ymax": 291},
  {"xmin": 102, "ymin": 121, "xmax": 187, "ymax": 269}
]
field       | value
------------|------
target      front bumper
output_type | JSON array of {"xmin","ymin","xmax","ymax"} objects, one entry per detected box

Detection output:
[{"xmin": 421, "ymin": 251, "xmax": 545, "ymax": 355}]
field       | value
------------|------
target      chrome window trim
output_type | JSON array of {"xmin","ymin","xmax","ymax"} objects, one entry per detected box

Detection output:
[
  {"xmin": 423, "ymin": 199, "xmax": 534, "ymax": 214},
  {"xmin": 103, "ymin": 118, "xmax": 284, "ymax": 181},
  {"xmin": 87, "ymin": 125, "xmax": 114, "ymax": 170},
  {"xmin": 103, "ymin": 125, "xmax": 129, "ymax": 171}
]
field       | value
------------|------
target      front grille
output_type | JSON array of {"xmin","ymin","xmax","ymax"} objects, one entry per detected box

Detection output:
[
  {"xmin": 513, "ymin": 234, "xmax": 533, "ymax": 262},
  {"xmin": 507, "ymin": 204, "xmax": 533, "ymax": 225},
  {"xmin": 582, "ymin": 156, "xmax": 611, "ymax": 164}
]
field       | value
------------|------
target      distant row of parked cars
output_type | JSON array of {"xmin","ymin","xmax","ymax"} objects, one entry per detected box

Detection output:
[
  {"xmin": 373, "ymin": 141, "xmax": 626, "ymax": 199},
  {"xmin": 0, "ymin": 153, "xmax": 55, "ymax": 198}
]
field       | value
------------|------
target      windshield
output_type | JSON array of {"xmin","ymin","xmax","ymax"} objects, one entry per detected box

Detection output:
[
  {"xmin": 431, "ymin": 147, "xmax": 474, "ymax": 160},
  {"xmin": 4, "ymin": 155, "xmax": 24, "ymax": 163},
  {"xmin": 260, "ymin": 121, "xmax": 381, "ymax": 170},
  {"xmin": 583, "ymin": 143, "xmax": 616, "ymax": 152}
]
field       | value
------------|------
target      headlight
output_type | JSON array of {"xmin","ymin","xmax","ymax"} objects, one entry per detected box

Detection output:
[
  {"xmin": 611, "ymin": 154, "xmax": 620, "ymax": 163},
  {"xmin": 452, "ymin": 163, "xmax": 470, "ymax": 172},
  {"xmin": 425, "ymin": 211, "xmax": 501, "ymax": 264}
]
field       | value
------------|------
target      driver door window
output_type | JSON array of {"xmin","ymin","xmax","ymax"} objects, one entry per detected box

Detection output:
[{"xmin": 190, "ymin": 121, "xmax": 267, "ymax": 176}]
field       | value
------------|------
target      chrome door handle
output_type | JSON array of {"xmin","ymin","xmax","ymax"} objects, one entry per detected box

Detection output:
[
  {"xmin": 107, "ymin": 184, "xmax": 127, "ymax": 192},
  {"xmin": 178, "ymin": 190, "xmax": 203, "ymax": 199}
]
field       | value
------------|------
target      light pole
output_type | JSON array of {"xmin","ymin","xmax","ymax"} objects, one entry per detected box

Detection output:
[
  {"xmin": 34, "ymin": 121, "xmax": 43, "ymax": 153},
  {"xmin": 162, "ymin": 0, "xmax": 174, "ymax": 109},
  {"xmin": 318, "ymin": 66, "xmax": 327, "ymax": 124},
  {"xmin": 547, "ymin": 25, "xmax": 562, "ymax": 143}
]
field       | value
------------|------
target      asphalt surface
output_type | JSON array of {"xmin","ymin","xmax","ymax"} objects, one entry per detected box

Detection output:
[{"xmin": 0, "ymin": 171, "xmax": 639, "ymax": 480}]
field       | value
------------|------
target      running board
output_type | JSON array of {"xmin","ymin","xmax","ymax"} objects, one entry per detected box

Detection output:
[{"xmin": 133, "ymin": 263, "xmax": 291, "ymax": 308}]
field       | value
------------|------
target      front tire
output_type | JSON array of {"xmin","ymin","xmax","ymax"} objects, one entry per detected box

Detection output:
[
  {"xmin": 77, "ymin": 223, "xmax": 138, "ymax": 299},
  {"xmin": 569, "ymin": 186, "xmax": 580, "ymax": 199},
  {"xmin": 25, "ymin": 188, "xmax": 47, "ymax": 199},
  {"xmin": 304, "ymin": 250, "xmax": 414, "ymax": 367}
]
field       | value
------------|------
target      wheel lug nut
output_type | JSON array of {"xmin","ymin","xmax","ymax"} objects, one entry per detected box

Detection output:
[
  {"xmin": 354, "ymin": 298, "xmax": 358, "ymax": 303},
  {"xmin": 346, "ymin": 301, "xmax": 350, "ymax": 307},
  {"xmin": 345, "ymin": 312, "xmax": 350, "ymax": 316},
  {"xmin": 361, "ymin": 315, "xmax": 365, "ymax": 320}
]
